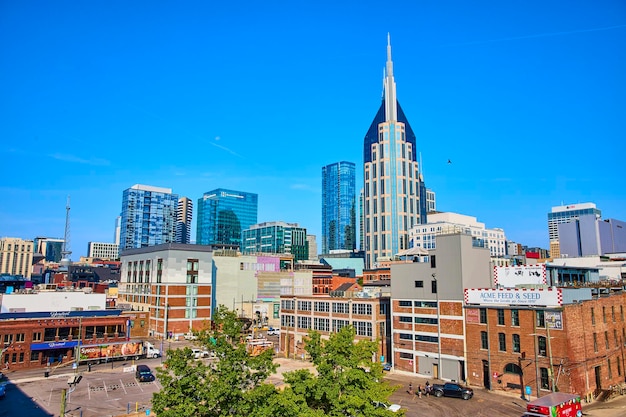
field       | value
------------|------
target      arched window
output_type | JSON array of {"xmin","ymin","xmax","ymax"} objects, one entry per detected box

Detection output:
[{"xmin": 504, "ymin": 363, "xmax": 522, "ymax": 375}]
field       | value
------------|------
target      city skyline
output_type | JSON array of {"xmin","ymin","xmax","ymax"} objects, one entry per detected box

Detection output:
[{"xmin": 1, "ymin": 1, "xmax": 625, "ymax": 258}]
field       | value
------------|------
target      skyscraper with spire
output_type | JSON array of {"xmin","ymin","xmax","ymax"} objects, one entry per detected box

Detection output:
[{"xmin": 362, "ymin": 35, "xmax": 426, "ymax": 268}]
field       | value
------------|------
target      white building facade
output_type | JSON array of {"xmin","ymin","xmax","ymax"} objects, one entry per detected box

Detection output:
[{"xmin": 409, "ymin": 212, "xmax": 506, "ymax": 258}]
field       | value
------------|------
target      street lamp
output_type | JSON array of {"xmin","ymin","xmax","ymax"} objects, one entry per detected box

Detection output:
[{"xmin": 432, "ymin": 273, "xmax": 442, "ymax": 380}]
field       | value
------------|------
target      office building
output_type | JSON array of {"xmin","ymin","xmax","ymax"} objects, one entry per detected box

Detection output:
[
  {"xmin": 548, "ymin": 203, "xmax": 601, "ymax": 248},
  {"xmin": 362, "ymin": 35, "xmax": 426, "ymax": 268},
  {"xmin": 242, "ymin": 221, "xmax": 309, "ymax": 261},
  {"xmin": 87, "ymin": 242, "xmax": 120, "ymax": 259},
  {"xmin": 34, "ymin": 237, "xmax": 64, "ymax": 263},
  {"xmin": 322, "ymin": 161, "xmax": 356, "ymax": 254},
  {"xmin": 559, "ymin": 216, "xmax": 626, "ymax": 257},
  {"xmin": 119, "ymin": 184, "xmax": 178, "ymax": 251},
  {"xmin": 0, "ymin": 237, "xmax": 34, "ymax": 278},
  {"xmin": 196, "ymin": 188, "xmax": 258, "ymax": 247},
  {"xmin": 306, "ymin": 234, "xmax": 318, "ymax": 261},
  {"xmin": 409, "ymin": 212, "xmax": 506, "ymax": 257},
  {"xmin": 176, "ymin": 197, "xmax": 193, "ymax": 244}
]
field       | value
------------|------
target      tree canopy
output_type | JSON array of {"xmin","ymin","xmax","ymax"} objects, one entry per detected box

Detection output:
[{"xmin": 152, "ymin": 305, "xmax": 403, "ymax": 416}]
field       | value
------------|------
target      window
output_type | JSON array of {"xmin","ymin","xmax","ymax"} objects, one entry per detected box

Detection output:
[
  {"xmin": 540, "ymin": 368, "xmax": 549, "ymax": 390},
  {"xmin": 415, "ymin": 301, "xmax": 437, "ymax": 308},
  {"xmin": 399, "ymin": 316, "xmax": 412, "ymax": 323},
  {"xmin": 618, "ymin": 358, "xmax": 622, "ymax": 377},
  {"xmin": 497, "ymin": 310, "xmax": 505, "ymax": 325},
  {"xmin": 15, "ymin": 333, "xmax": 25, "ymax": 343},
  {"xmin": 431, "ymin": 280, "xmax": 437, "ymax": 294},
  {"xmin": 536, "ymin": 310, "xmax": 545, "ymax": 328},
  {"xmin": 186, "ymin": 258, "xmax": 199, "ymax": 284},
  {"xmin": 416, "ymin": 335, "xmax": 438, "ymax": 343},
  {"xmin": 615, "ymin": 329, "xmax": 619, "ymax": 348},
  {"xmin": 3, "ymin": 334, "xmax": 13, "ymax": 345},
  {"xmin": 513, "ymin": 334, "xmax": 521, "ymax": 353},
  {"xmin": 31, "ymin": 351, "xmax": 40, "ymax": 362},
  {"xmin": 415, "ymin": 317, "xmax": 438, "ymax": 325},
  {"xmin": 297, "ymin": 316, "xmax": 311, "ymax": 329},
  {"xmin": 430, "ymin": 255, "xmax": 436, "ymax": 268},
  {"xmin": 511, "ymin": 309, "xmax": 519, "ymax": 327},
  {"xmin": 538, "ymin": 336, "xmax": 547, "ymax": 356},
  {"xmin": 331, "ymin": 319, "xmax": 349, "ymax": 332},
  {"xmin": 353, "ymin": 321, "xmax": 372, "ymax": 337},
  {"xmin": 332, "ymin": 302, "xmax": 349, "ymax": 313},
  {"xmin": 313, "ymin": 302, "xmax": 329, "ymax": 312},
  {"xmin": 603, "ymin": 307, "xmax": 606, "ymax": 323},
  {"xmin": 399, "ymin": 333, "xmax": 413, "ymax": 340},
  {"xmin": 591, "ymin": 307, "xmax": 595, "ymax": 325},
  {"xmin": 608, "ymin": 359, "xmax": 613, "ymax": 378},
  {"xmin": 313, "ymin": 317, "xmax": 330, "ymax": 332},
  {"xmin": 479, "ymin": 309, "xmax": 487, "ymax": 324},
  {"xmin": 481, "ymin": 331, "xmax": 489, "ymax": 349},
  {"xmin": 19, "ymin": 352, "xmax": 24, "ymax": 362},
  {"xmin": 504, "ymin": 363, "xmax": 522, "ymax": 374},
  {"xmin": 297, "ymin": 301, "xmax": 311, "ymax": 311},
  {"xmin": 352, "ymin": 303, "xmax": 372, "ymax": 316},
  {"xmin": 399, "ymin": 300, "xmax": 412, "ymax": 307},
  {"xmin": 612, "ymin": 306, "xmax": 616, "ymax": 322},
  {"xmin": 32, "ymin": 332, "xmax": 42, "ymax": 342},
  {"xmin": 621, "ymin": 305, "xmax": 624, "ymax": 321},
  {"xmin": 593, "ymin": 333, "xmax": 598, "ymax": 352},
  {"xmin": 414, "ymin": 281, "xmax": 423, "ymax": 288},
  {"xmin": 498, "ymin": 333, "xmax": 506, "ymax": 351},
  {"xmin": 605, "ymin": 331, "xmax": 609, "ymax": 350},
  {"xmin": 399, "ymin": 352, "xmax": 413, "ymax": 360}
]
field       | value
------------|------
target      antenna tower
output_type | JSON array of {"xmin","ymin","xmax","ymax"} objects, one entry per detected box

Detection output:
[{"xmin": 60, "ymin": 195, "xmax": 72, "ymax": 270}]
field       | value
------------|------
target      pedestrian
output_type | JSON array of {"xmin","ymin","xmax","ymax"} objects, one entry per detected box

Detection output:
[
  {"xmin": 408, "ymin": 382, "xmax": 413, "ymax": 395},
  {"xmin": 417, "ymin": 384, "xmax": 422, "ymax": 398},
  {"xmin": 425, "ymin": 381, "xmax": 431, "ymax": 396}
]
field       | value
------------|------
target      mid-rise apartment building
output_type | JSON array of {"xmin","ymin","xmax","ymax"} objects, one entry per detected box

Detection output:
[{"xmin": 0, "ymin": 237, "xmax": 34, "ymax": 278}]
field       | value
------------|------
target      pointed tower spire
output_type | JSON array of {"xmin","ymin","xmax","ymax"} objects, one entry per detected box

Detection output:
[{"xmin": 384, "ymin": 33, "xmax": 398, "ymax": 122}]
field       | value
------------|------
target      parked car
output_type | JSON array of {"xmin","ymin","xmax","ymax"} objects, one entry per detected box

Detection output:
[
  {"xmin": 372, "ymin": 400, "xmax": 401, "ymax": 412},
  {"xmin": 431, "ymin": 382, "xmax": 473, "ymax": 400},
  {"xmin": 135, "ymin": 364, "xmax": 155, "ymax": 382},
  {"xmin": 382, "ymin": 362, "xmax": 392, "ymax": 371},
  {"xmin": 267, "ymin": 327, "xmax": 280, "ymax": 336},
  {"xmin": 0, "ymin": 383, "xmax": 6, "ymax": 399},
  {"xmin": 184, "ymin": 332, "xmax": 198, "ymax": 340},
  {"xmin": 191, "ymin": 348, "xmax": 210, "ymax": 359}
]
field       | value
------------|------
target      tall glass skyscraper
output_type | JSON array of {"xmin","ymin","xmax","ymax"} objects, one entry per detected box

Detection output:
[
  {"xmin": 196, "ymin": 188, "xmax": 258, "ymax": 247},
  {"xmin": 322, "ymin": 161, "xmax": 356, "ymax": 254},
  {"xmin": 120, "ymin": 184, "xmax": 178, "ymax": 251},
  {"xmin": 362, "ymin": 35, "xmax": 426, "ymax": 268}
]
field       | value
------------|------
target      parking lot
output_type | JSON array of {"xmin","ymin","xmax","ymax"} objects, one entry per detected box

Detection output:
[{"xmin": 4, "ymin": 351, "xmax": 626, "ymax": 417}]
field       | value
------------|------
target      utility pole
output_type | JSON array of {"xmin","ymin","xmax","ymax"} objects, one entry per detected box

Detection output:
[{"xmin": 60, "ymin": 388, "xmax": 67, "ymax": 416}]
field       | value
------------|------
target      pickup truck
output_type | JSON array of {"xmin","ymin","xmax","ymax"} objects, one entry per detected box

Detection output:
[{"xmin": 432, "ymin": 382, "xmax": 473, "ymax": 400}]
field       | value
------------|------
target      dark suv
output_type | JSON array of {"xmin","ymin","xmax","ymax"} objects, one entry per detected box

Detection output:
[{"xmin": 135, "ymin": 364, "xmax": 155, "ymax": 382}]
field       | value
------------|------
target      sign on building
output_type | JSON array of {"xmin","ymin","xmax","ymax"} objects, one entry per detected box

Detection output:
[
  {"xmin": 464, "ymin": 288, "xmax": 562, "ymax": 307},
  {"xmin": 494, "ymin": 264, "xmax": 547, "ymax": 288}
]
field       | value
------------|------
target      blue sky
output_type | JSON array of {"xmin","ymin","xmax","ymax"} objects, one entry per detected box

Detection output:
[{"xmin": 1, "ymin": 1, "xmax": 625, "ymax": 259}]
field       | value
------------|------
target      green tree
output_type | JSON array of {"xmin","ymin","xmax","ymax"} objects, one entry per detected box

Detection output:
[
  {"xmin": 283, "ymin": 326, "xmax": 403, "ymax": 416},
  {"xmin": 152, "ymin": 305, "xmax": 278, "ymax": 417}
]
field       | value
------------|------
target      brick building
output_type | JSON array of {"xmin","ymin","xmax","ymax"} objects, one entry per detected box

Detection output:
[
  {"xmin": 465, "ymin": 287, "xmax": 626, "ymax": 400},
  {"xmin": 119, "ymin": 243, "xmax": 213, "ymax": 339},
  {"xmin": 389, "ymin": 233, "xmax": 492, "ymax": 382},
  {"xmin": 279, "ymin": 291, "xmax": 391, "ymax": 363}
]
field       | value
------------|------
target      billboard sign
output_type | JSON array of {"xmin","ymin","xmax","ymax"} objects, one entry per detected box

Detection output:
[
  {"xmin": 546, "ymin": 311, "xmax": 563, "ymax": 330},
  {"xmin": 464, "ymin": 288, "xmax": 562, "ymax": 307},
  {"xmin": 494, "ymin": 265, "xmax": 546, "ymax": 288}
]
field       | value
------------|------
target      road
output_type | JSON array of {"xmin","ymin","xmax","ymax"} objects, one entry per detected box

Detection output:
[{"xmin": 3, "ymin": 341, "xmax": 626, "ymax": 417}]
